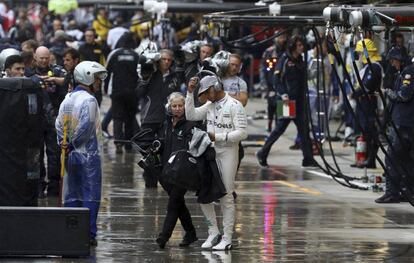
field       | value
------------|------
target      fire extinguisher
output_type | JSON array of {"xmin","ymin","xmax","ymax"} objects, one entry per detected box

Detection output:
[
  {"xmin": 312, "ymin": 139, "xmax": 320, "ymax": 155},
  {"xmin": 355, "ymin": 135, "xmax": 367, "ymax": 167}
]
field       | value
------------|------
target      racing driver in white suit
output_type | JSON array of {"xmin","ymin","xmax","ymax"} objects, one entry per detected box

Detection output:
[{"xmin": 186, "ymin": 75, "xmax": 247, "ymax": 250}]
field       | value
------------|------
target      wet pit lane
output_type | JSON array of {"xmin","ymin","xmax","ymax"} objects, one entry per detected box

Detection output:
[{"xmin": 4, "ymin": 142, "xmax": 414, "ymax": 262}]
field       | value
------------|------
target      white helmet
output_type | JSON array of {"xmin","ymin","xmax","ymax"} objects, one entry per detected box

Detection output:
[
  {"xmin": 202, "ymin": 50, "xmax": 230, "ymax": 77},
  {"xmin": 0, "ymin": 48, "xmax": 20, "ymax": 71},
  {"xmin": 74, "ymin": 61, "xmax": 107, "ymax": 86}
]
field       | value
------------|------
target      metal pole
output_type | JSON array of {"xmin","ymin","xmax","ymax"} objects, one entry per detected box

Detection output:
[
  {"xmin": 103, "ymin": 2, "xmax": 257, "ymax": 12},
  {"xmin": 78, "ymin": 0, "xmax": 136, "ymax": 4},
  {"xmin": 211, "ymin": 5, "xmax": 414, "ymax": 19},
  {"xmin": 204, "ymin": 15, "xmax": 327, "ymax": 26}
]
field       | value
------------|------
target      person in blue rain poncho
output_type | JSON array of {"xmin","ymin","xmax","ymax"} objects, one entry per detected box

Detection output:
[{"xmin": 55, "ymin": 61, "xmax": 107, "ymax": 246}]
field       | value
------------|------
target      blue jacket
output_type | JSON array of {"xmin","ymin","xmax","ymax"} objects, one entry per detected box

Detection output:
[
  {"xmin": 354, "ymin": 62, "xmax": 383, "ymax": 124},
  {"xmin": 386, "ymin": 64, "xmax": 414, "ymax": 127},
  {"xmin": 273, "ymin": 52, "xmax": 307, "ymax": 100}
]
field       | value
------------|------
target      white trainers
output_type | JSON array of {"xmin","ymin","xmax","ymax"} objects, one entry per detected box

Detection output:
[
  {"xmin": 201, "ymin": 233, "xmax": 221, "ymax": 249},
  {"xmin": 212, "ymin": 237, "xmax": 232, "ymax": 250}
]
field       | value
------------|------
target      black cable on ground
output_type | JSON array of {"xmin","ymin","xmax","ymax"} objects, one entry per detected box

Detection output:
[
  {"xmin": 348, "ymin": 32, "xmax": 413, "ymax": 177},
  {"xmin": 306, "ymin": 28, "xmax": 368, "ymax": 189},
  {"xmin": 348, "ymin": 35, "xmax": 387, "ymax": 170},
  {"xmin": 358, "ymin": 34, "xmax": 407, "ymax": 162},
  {"xmin": 325, "ymin": 29, "xmax": 380, "ymax": 189},
  {"xmin": 311, "ymin": 28, "xmax": 360, "ymax": 181},
  {"xmin": 327, "ymin": 28, "xmax": 414, "ymax": 197},
  {"xmin": 305, "ymin": 29, "xmax": 342, "ymax": 176},
  {"xmin": 359, "ymin": 33, "xmax": 414, "ymax": 206},
  {"xmin": 289, "ymin": 27, "xmax": 363, "ymax": 189}
]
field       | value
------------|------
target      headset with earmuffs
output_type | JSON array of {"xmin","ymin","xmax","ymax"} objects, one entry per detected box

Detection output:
[
  {"xmin": 239, "ymin": 61, "xmax": 243, "ymax": 74},
  {"xmin": 165, "ymin": 92, "xmax": 185, "ymax": 116},
  {"xmin": 236, "ymin": 55, "xmax": 243, "ymax": 75}
]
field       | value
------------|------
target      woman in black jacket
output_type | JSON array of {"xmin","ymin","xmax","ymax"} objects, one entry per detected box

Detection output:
[{"xmin": 156, "ymin": 92, "xmax": 198, "ymax": 249}]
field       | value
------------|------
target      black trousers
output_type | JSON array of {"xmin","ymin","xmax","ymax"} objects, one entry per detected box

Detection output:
[
  {"xmin": 267, "ymin": 95, "xmax": 277, "ymax": 131},
  {"xmin": 261, "ymin": 101, "xmax": 313, "ymax": 162},
  {"xmin": 160, "ymin": 184, "xmax": 195, "ymax": 239},
  {"xmin": 385, "ymin": 127, "xmax": 414, "ymax": 196},
  {"xmin": 111, "ymin": 93, "xmax": 138, "ymax": 145},
  {"xmin": 39, "ymin": 124, "xmax": 61, "ymax": 194}
]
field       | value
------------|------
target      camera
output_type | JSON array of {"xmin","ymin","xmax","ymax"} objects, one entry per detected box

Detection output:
[
  {"xmin": 201, "ymin": 50, "xmax": 230, "ymax": 77},
  {"xmin": 135, "ymin": 39, "xmax": 161, "ymax": 79},
  {"xmin": 180, "ymin": 40, "xmax": 206, "ymax": 63},
  {"xmin": 136, "ymin": 140, "xmax": 162, "ymax": 171},
  {"xmin": 138, "ymin": 51, "xmax": 161, "ymax": 79}
]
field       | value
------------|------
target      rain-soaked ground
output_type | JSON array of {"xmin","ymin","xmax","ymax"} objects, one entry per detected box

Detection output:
[
  {"xmin": 3, "ymin": 98, "xmax": 414, "ymax": 262},
  {"xmin": 3, "ymin": 142, "xmax": 414, "ymax": 262}
]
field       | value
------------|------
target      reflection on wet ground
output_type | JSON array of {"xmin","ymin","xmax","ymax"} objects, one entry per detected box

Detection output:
[{"xmin": 3, "ymin": 141, "xmax": 414, "ymax": 262}]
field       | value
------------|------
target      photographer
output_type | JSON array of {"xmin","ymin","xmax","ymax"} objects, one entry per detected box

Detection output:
[
  {"xmin": 136, "ymin": 49, "xmax": 181, "ymax": 188},
  {"xmin": 181, "ymin": 42, "xmax": 214, "ymax": 106},
  {"xmin": 105, "ymin": 32, "xmax": 140, "ymax": 154},
  {"xmin": 155, "ymin": 92, "xmax": 198, "ymax": 249},
  {"xmin": 186, "ymin": 43, "xmax": 214, "ymax": 80}
]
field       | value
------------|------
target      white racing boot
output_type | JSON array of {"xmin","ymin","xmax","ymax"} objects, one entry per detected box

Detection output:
[
  {"xmin": 201, "ymin": 231, "xmax": 221, "ymax": 249},
  {"xmin": 200, "ymin": 203, "xmax": 221, "ymax": 249},
  {"xmin": 212, "ymin": 236, "xmax": 232, "ymax": 250}
]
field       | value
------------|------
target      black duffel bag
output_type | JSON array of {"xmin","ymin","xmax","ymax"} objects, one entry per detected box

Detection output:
[{"xmin": 162, "ymin": 150, "xmax": 201, "ymax": 191}]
